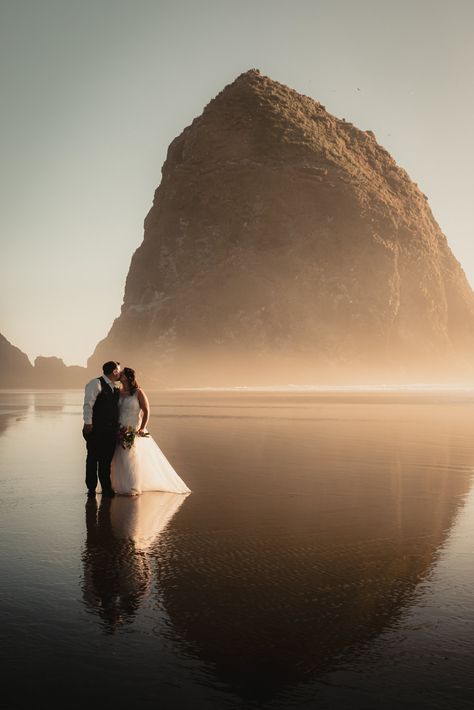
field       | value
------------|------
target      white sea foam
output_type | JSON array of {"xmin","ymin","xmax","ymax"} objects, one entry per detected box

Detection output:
[{"xmin": 173, "ymin": 383, "xmax": 474, "ymax": 393}]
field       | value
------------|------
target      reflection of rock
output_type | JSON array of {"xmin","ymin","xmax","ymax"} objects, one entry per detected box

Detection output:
[
  {"xmin": 81, "ymin": 493, "xmax": 187, "ymax": 633},
  {"xmin": 0, "ymin": 392, "xmax": 31, "ymax": 437},
  {"xmin": 32, "ymin": 390, "xmax": 66, "ymax": 413},
  {"xmin": 89, "ymin": 69, "xmax": 474, "ymax": 386},
  {"xmin": 149, "ymin": 406, "xmax": 474, "ymax": 700}
]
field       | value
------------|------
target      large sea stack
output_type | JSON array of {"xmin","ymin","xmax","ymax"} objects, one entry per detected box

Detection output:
[{"xmin": 89, "ymin": 69, "xmax": 474, "ymax": 386}]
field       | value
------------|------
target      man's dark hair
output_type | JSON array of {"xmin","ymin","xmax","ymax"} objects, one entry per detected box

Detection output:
[{"xmin": 102, "ymin": 361, "xmax": 120, "ymax": 376}]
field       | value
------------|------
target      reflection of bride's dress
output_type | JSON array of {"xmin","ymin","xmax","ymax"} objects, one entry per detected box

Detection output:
[
  {"xmin": 111, "ymin": 492, "xmax": 188, "ymax": 551},
  {"xmin": 82, "ymin": 492, "xmax": 187, "ymax": 632},
  {"xmin": 111, "ymin": 392, "xmax": 191, "ymax": 495}
]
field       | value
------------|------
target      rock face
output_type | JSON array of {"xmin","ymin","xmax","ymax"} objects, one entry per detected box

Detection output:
[
  {"xmin": 0, "ymin": 333, "xmax": 34, "ymax": 386},
  {"xmin": 33, "ymin": 356, "xmax": 86, "ymax": 388},
  {"xmin": 89, "ymin": 69, "xmax": 474, "ymax": 385},
  {"xmin": 0, "ymin": 334, "xmax": 87, "ymax": 388}
]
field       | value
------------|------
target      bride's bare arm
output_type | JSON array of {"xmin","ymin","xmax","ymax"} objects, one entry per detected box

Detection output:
[{"xmin": 137, "ymin": 388, "xmax": 150, "ymax": 432}]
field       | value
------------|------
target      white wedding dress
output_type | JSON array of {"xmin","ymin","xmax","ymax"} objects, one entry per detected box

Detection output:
[
  {"xmin": 111, "ymin": 493, "xmax": 188, "ymax": 551},
  {"xmin": 111, "ymin": 392, "xmax": 191, "ymax": 495}
]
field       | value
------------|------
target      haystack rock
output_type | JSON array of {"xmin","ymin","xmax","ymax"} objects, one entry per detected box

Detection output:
[{"xmin": 89, "ymin": 69, "xmax": 474, "ymax": 386}]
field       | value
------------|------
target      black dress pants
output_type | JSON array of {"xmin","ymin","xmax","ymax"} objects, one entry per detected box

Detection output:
[{"xmin": 84, "ymin": 428, "xmax": 117, "ymax": 495}]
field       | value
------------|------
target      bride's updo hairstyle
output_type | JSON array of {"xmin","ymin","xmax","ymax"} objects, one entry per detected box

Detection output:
[{"xmin": 123, "ymin": 367, "xmax": 139, "ymax": 394}]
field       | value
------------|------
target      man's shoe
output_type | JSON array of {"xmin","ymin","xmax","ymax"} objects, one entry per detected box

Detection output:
[
  {"xmin": 102, "ymin": 490, "xmax": 115, "ymax": 498},
  {"xmin": 87, "ymin": 490, "xmax": 96, "ymax": 497}
]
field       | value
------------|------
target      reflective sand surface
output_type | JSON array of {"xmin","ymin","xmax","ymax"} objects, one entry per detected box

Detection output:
[{"xmin": 1, "ymin": 389, "xmax": 474, "ymax": 709}]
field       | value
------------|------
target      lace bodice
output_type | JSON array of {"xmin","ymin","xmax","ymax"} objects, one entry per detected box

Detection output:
[{"xmin": 118, "ymin": 392, "xmax": 142, "ymax": 429}]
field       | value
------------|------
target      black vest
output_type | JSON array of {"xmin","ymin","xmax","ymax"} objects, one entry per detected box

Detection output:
[{"xmin": 92, "ymin": 377, "xmax": 119, "ymax": 431}]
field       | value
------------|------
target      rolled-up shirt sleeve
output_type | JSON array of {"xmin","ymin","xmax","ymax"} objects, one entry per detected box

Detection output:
[{"xmin": 83, "ymin": 378, "xmax": 101, "ymax": 425}]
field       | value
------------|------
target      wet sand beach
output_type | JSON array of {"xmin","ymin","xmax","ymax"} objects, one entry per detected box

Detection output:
[{"xmin": 1, "ymin": 389, "xmax": 474, "ymax": 709}]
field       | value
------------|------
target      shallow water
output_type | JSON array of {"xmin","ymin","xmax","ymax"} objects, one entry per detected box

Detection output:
[{"xmin": 1, "ymin": 389, "xmax": 474, "ymax": 709}]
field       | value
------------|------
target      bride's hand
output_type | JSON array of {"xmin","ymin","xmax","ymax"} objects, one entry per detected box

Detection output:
[{"xmin": 138, "ymin": 429, "xmax": 149, "ymax": 437}]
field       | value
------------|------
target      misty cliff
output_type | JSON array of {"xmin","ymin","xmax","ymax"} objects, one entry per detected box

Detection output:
[
  {"xmin": 89, "ymin": 69, "xmax": 474, "ymax": 385},
  {"xmin": 0, "ymin": 333, "xmax": 34, "ymax": 386},
  {"xmin": 0, "ymin": 333, "xmax": 86, "ymax": 388}
]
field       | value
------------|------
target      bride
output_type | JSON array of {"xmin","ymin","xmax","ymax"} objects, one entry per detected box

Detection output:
[{"xmin": 111, "ymin": 367, "xmax": 191, "ymax": 496}]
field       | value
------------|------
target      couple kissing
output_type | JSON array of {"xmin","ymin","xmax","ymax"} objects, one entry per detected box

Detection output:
[{"xmin": 82, "ymin": 361, "xmax": 191, "ymax": 498}]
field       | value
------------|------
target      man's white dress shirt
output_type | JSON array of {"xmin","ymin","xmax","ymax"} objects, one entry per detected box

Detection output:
[{"xmin": 83, "ymin": 375, "xmax": 117, "ymax": 425}]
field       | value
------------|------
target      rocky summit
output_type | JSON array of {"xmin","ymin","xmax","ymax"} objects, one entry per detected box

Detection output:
[{"xmin": 89, "ymin": 69, "xmax": 474, "ymax": 386}]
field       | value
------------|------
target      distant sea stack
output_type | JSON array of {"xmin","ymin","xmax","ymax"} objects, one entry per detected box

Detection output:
[
  {"xmin": 0, "ymin": 333, "xmax": 86, "ymax": 388},
  {"xmin": 89, "ymin": 69, "xmax": 474, "ymax": 385},
  {"xmin": 32, "ymin": 356, "xmax": 86, "ymax": 388},
  {"xmin": 0, "ymin": 333, "xmax": 34, "ymax": 387}
]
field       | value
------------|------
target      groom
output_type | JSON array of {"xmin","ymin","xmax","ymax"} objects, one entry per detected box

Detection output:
[{"xmin": 82, "ymin": 361, "xmax": 121, "ymax": 498}]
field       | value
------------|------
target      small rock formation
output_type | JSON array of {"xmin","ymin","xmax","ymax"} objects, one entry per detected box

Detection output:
[
  {"xmin": 88, "ymin": 69, "xmax": 474, "ymax": 385},
  {"xmin": 0, "ymin": 333, "xmax": 34, "ymax": 387},
  {"xmin": 33, "ymin": 356, "xmax": 86, "ymax": 388},
  {"xmin": 0, "ymin": 333, "xmax": 87, "ymax": 388}
]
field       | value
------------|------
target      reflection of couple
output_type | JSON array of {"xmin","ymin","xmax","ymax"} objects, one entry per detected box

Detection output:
[
  {"xmin": 82, "ymin": 361, "xmax": 190, "ymax": 498},
  {"xmin": 82, "ymin": 492, "xmax": 186, "ymax": 632}
]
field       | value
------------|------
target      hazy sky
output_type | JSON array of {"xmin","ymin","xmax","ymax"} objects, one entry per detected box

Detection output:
[{"xmin": 1, "ymin": 0, "xmax": 473, "ymax": 366}]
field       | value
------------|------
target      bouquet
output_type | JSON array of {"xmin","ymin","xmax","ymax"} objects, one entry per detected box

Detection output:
[
  {"xmin": 117, "ymin": 426, "xmax": 137, "ymax": 450},
  {"xmin": 117, "ymin": 426, "xmax": 150, "ymax": 450}
]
